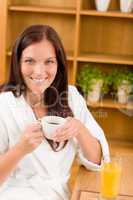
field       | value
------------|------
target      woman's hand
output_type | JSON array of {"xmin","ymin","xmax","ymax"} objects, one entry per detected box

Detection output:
[
  {"xmin": 52, "ymin": 117, "xmax": 85, "ymax": 142},
  {"xmin": 17, "ymin": 122, "xmax": 44, "ymax": 155},
  {"xmin": 52, "ymin": 117, "xmax": 102, "ymax": 164}
]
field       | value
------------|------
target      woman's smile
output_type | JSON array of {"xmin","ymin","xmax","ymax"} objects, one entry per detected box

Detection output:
[
  {"xmin": 21, "ymin": 39, "xmax": 57, "ymax": 95},
  {"xmin": 30, "ymin": 77, "xmax": 48, "ymax": 85}
]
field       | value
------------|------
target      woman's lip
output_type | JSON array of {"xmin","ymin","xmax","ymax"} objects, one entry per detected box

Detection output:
[
  {"xmin": 30, "ymin": 77, "xmax": 49, "ymax": 84},
  {"xmin": 31, "ymin": 77, "xmax": 48, "ymax": 80}
]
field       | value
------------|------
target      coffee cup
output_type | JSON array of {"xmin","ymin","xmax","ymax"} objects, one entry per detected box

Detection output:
[{"xmin": 40, "ymin": 116, "xmax": 66, "ymax": 139}]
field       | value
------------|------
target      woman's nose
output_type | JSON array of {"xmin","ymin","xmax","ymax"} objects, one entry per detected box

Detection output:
[{"xmin": 33, "ymin": 63, "xmax": 45, "ymax": 75}]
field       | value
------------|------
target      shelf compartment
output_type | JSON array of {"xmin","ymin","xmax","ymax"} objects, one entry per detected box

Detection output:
[
  {"xmin": 77, "ymin": 53, "xmax": 133, "ymax": 65},
  {"xmin": 7, "ymin": 12, "xmax": 75, "ymax": 55},
  {"xmin": 90, "ymin": 103, "xmax": 133, "ymax": 141},
  {"xmin": 8, "ymin": 5, "xmax": 76, "ymax": 15},
  {"xmin": 79, "ymin": 16, "xmax": 133, "ymax": 60},
  {"xmin": 87, "ymin": 98, "xmax": 133, "ymax": 110},
  {"xmin": 81, "ymin": 0, "xmax": 122, "ymax": 11},
  {"xmin": 80, "ymin": 10, "xmax": 133, "ymax": 19},
  {"xmin": 10, "ymin": 0, "xmax": 77, "ymax": 9}
]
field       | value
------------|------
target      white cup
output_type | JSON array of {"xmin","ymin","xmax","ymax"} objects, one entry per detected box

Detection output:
[{"xmin": 40, "ymin": 116, "xmax": 66, "ymax": 139}]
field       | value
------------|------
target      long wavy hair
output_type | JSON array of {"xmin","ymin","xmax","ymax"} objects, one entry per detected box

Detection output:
[{"xmin": 1, "ymin": 24, "xmax": 73, "ymax": 151}]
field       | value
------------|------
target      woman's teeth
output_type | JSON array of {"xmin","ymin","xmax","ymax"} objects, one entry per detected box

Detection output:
[{"xmin": 32, "ymin": 78, "xmax": 45, "ymax": 83}]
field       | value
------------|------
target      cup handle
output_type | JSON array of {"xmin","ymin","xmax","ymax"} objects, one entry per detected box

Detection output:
[{"xmin": 37, "ymin": 118, "xmax": 41, "ymax": 123}]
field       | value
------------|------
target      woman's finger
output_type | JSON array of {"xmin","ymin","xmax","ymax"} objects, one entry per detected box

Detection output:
[{"xmin": 53, "ymin": 128, "xmax": 78, "ymax": 142}]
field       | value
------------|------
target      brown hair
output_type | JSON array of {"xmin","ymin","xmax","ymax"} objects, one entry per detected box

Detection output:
[{"xmin": 1, "ymin": 24, "xmax": 73, "ymax": 151}]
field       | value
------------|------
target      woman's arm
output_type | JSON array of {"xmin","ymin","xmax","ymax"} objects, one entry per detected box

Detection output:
[
  {"xmin": 75, "ymin": 121, "xmax": 102, "ymax": 165},
  {"xmin": 52, "ymin": 86, "xmax": 109, "ymax": 167},
  {"xmin": 0, "ymin": 144, "xmax": 25, "ymax": 185},
  {"xmin": 0, "ymin": 122, "xmax": 44, "ymax": 185}
]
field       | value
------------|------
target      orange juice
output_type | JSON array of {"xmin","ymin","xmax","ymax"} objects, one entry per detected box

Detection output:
[{"xmin": 100, "ymin": 162, "xmax": 122, "ymax": 199}]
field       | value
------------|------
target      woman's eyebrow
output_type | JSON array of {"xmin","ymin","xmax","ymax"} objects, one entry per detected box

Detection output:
[
  {"xmin": 21, "ymin": 56, "xmax": 57, "ymax": 61},
  {"xmin": 21, "ymin": 56, "xmax": 33, "ymax": 59},
  {"xmin": 47, "ymin": 56, "xmax": 57, "ymax": 59}
]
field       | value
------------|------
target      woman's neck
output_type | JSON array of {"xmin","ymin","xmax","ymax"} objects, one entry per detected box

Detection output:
[
  {"xmin": 25, "ymin": 91, "xmax": 47, "ymax": 119},
  {"xmin": 25, "ymin": 91, "xmax": 43, "ymax": 108}
]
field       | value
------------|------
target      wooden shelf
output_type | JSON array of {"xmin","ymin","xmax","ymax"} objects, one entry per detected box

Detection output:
[
  {"xmin": 77, "ymin": 53, "xmax": 133, "ymax": 65},
  {"xmin": 80, "ymin": 10, "xmax": 133, "ymax": 19},
  {"xmin": 8, "ymin": 5, "xmax": 76, "ymax": 15},
  {"xmin": 87, "ymin": 98, "xmax": 133, "ymax": 110},
  {"xmin": 6, "ymin": 50, "xmax": 74, "ymax": 61},
  {"xmin": 66, "ymin": 51, "xmax": 74, "ymax": 61}
]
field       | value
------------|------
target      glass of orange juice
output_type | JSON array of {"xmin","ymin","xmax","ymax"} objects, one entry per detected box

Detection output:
[{"xmin": 100, "ymin": 156, "xmax": 122, "ymax": 200}]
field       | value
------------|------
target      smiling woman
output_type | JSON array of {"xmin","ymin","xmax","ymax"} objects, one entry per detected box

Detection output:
[
  {"xmin": 0, "ymin": 24, "xmax": 109, "ymax": 200},
  {"xmin": 21, "ymin": 39, "xmax": 58, "ymax": 96}
]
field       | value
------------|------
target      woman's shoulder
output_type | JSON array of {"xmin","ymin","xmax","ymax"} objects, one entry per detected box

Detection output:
[
  {"xmin": 68, "ymin": 85, "xmax": 80, "ymax": 94},
  {"xmin": 0, "ymin": 91, "xmax": 13, "ymax": 100},
  {"xmin": 68, "ymin": 85, "xmax": 86, "ymax": 107},
  {"xmin": 68, "ymin": 85, "xmax": 84, "ymax": 98},
  {"xmin": 0, "ymin": 91, "xmax": 14, "ymax": 107}
]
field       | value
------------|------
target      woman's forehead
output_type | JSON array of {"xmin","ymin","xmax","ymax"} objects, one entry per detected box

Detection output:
[{"xmin": 22, "ymin": 39, "xmax": 56, "ymax": 59}]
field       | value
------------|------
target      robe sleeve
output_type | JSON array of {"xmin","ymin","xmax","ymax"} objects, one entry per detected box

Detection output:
[
  {"xmin": 0, "ymin": 118, "xmax": 9, "ymax": 154},
  {"xmin": 69, "ymin": 86, "xmax": 110, "ymax": 171},
  {"xmin": 0, "ymin": 95, "xmax": 9, "ymax": 154}
]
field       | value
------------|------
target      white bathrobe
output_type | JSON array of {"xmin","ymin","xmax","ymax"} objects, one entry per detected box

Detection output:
[{"xmin": 0, "ymin": 85, "xmax": 110, "ymax": 200}]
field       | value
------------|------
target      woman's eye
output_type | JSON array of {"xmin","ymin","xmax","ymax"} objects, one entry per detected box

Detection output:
[
  {"xmin": 25, "ymin": 59, "xmax": 35, "ymax": 64},
  {"xmin": 46, "ymin": 60, "xmax": 56, "ymax": 65},
  {"xmin": 47, "ymin": 60, "xmax": 53, "ymax": 64}
]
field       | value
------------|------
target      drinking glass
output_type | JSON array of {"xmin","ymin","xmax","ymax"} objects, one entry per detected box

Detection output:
[{"xmin": 100, "ymin": 156, "xmax": 122, "ymax": 200}]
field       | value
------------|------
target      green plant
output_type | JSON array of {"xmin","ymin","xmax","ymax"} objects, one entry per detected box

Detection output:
[
  {"xmin": 76, "ymin": 64, "xmax": 109, "ymax": 95},
  {"xmin": 109, "ymin": 69, "xmax": 133, "ymax": 92}
]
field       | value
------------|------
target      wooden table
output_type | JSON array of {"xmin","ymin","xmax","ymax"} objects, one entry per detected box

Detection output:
[{"xmin": 71, "ymin": 155, "xmax": 133, "ymax": 200}]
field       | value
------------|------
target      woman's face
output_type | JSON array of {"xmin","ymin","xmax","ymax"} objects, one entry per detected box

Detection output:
[{"xmin": 21, "ymin": 39, "xmax": 58, "ymax": 96}]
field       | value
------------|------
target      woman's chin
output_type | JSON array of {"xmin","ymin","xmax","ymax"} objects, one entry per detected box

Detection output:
[
  {"xmin": 29, "ymin": 86, "xmax": 46, "ymax": 96},
  {"xmin": 33, "ymin": 89, "xmax": 45, "ymax": 96}
]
